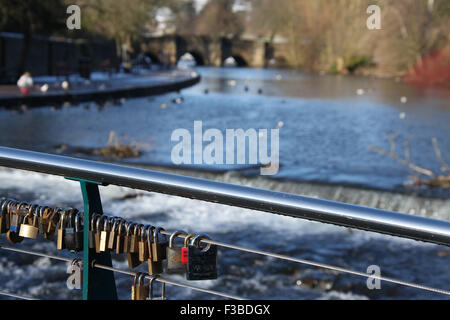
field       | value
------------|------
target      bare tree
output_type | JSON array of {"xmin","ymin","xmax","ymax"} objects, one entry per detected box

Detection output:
[{"xmin": 368, "ymin": 134, "xmax": 450, "ymax": 188}]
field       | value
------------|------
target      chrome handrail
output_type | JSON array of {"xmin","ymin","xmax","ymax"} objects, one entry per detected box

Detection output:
[{"xmin": 0, "ymin": 146, "xmax": 449, "ymax": 246}]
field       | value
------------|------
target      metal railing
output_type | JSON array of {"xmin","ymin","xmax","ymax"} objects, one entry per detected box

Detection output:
[
  {"xmin": 1, "ymin": 147, "xmax": 449, "ymax": 246},
  {"xmin": 0, "ymin": 146, "xmax": 449, "ymax": 300}
]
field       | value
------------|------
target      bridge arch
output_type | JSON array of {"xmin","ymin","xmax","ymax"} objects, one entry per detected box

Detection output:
[
  {"xmin": 223, "ymin": 55, "xmax": 248, "ymax": 67},
  {"xmin": 177, "ymin": 51, "xmax": 205, "ymax": 66}
]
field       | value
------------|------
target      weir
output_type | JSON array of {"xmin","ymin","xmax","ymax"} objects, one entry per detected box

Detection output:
[{"xmin": 1, "ymin": 146, "xmax": 449, "ymax": 246}]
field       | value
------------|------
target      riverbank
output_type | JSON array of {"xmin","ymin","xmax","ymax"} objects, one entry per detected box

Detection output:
[{"xmin": 0, "ymin": 68, "xmax": 200, "ymax": 108}]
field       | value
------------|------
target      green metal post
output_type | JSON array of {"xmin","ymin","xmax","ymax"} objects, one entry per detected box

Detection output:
[{"xmin": 67, "ymin": 177, "xmax": 118, "ymax": 300}]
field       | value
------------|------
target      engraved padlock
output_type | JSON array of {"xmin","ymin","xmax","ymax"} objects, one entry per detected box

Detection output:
[
  {"xmin": 186, "ymin": 234, "xmax": 218, "ymax": 281},
  {"xmin": 166, "ymin": 230, "xmax": 187, "ymax": 271}
]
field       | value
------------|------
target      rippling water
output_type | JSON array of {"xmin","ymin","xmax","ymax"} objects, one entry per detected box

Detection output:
[{"xmin": 0, "ymin": 67, "xmax": 449, "ymax": 300}]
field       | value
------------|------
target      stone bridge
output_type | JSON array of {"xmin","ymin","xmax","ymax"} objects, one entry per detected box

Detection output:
[{"xmin": 135, "ymin": 35, "xmax": 287, "ymax": 68}]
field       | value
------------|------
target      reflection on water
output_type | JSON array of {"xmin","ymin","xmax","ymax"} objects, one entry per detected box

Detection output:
[{"xmin": 0, "ymin": 67, "xmax": 449, "ymax": 195}]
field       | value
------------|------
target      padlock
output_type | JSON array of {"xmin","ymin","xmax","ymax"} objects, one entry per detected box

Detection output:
[
  {"xmin": 88, "ymin": 214, "xmax": 100, "ymax": 249},
  {"xmin": 9, "ymin": 201, "xmax": 26, "ymax": 232},
  {"xmin": 0, "ymin": 198, "xmax": 12, "ymax": 233},
  {"xmin": 95, "ymin": 215, "xmax": 107, "ymax": 253},
  {"xmin": 6, "ymin": 201, "xmax": 25, "ymax": 244},
  {"xmin": 73, "ymin": 212, "xmax": 84, "ymax": 251},
  {"xmin": 124, "ymin": 222, "xmax": 134, "ymax": 253},
  {"xmin": 65, "ymin": 210, "xmax": 83, "ymax": 252},
  {"xmin": 138, "ymin": 225, "xmax": 150, "ymax": 262},
  {"xmin": 6, "ymin": 229, "xmax": 24, "ymax": 244},
  {"xmin": 99, "ymin": 216, "xmax": 111, "ymax": 252},
  {"xmin": 108, "ymin": 217, "xmax": 120, "ymax": 250},
  {"xmin": 131, "ymin": 273, "xmax": 139, "ymax": 300},
  {"xmin": 18, "ymin": 207, "xmax": 39, "ymax": 239},
  {"xmin": 166, "ymin": 230, "xmax": 187, "ymax": 271},
  {"xmin": 129, "ymin": 224, "xmax": 142, "ymax": 253},
  {"xmin": 181, "ymin": 234, "xmax": 196, "ymax": 264},
  {"xmin": 56, "ymin": 210, "xmax": 67, "ymax": 250},
  {"xmin": 152, "ymin": 227, "xmax": 168, "ymax": 262},
  {"xmin": 136, "ymin": 273, "xmax": 149, "ymax": 300},
  {"xmin": 115, "ymin": 220, "xmax": 125, "ymax": 254},
  {"xmin": 44, "ymin": 208, "xmax": 59, "ymax": 241},
  {"xmin": 64, "ymin": 210, "xmax": 77, "ymax": 251},
  {"xmin": 147, "ymin": 275, "xmax": 166, "ymax": 300},
  {"xmin": 38, "ymin": 206, "xmax": 50, "ymax": 235},
  {"xmin": 126, "ymin": 223, "xmax": 142, "ymax": 269},
  {"xmin": 147, "ymin": 226, "xmax": 163, "ymax": 275},
  {"xmin": 186, "ymin": 234, "xmax": 218, "ymax": 281}
]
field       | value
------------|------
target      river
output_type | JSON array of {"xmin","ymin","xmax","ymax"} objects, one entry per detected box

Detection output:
[{"xmin": 0, "ymin": 67, "xmax": 449, "ymax": 300}]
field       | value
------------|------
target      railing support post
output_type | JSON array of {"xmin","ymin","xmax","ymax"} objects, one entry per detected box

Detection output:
[{"xmin": 67, "ymin": 178, "xmax": 117, "ymax": 300}]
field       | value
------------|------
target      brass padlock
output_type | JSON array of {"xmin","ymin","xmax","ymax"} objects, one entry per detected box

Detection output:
[
  {"xmin": 126, "ymin": 223, "xmax": 142, "ymax": 269},
  {"xmin": 19, "ymin": 207, "xmax": 39, "ymax": 239},
  {"xmin": 95, "ymin": 215, "xmax": 107, "ymax": 253},
  {"xmin": 131, "ymin": 273, "xmax": 139, "ymax": 300},
  {"xmin": 38, "ymin": 206, "xmax": 50, "ymax": 235},
  {"xmin": 115, "ymin": 220, "xmax": 125, "ymax": 254},
  {"xmin": 56, "ymin": 210, "xmax": 67, "ymax": 250},
  {"xmin": 136, "ymin": 273, "xmax": 149, "ymax": 300},
  {"xmin": 108, "ymin": 217, "xmax": 120, "ymax": 250},
  {"xmin": 99, "ymin": 216, "xmax": 110, "ymax": 252},
  {"xmin": 147, "ymin": 226, "xmax": 163, "ymax": 275},
  {"xmin": 124, "ymin": 222, "xmax": 134, "ymax": 253},
  {"xmin": 138, "ymin": 225, "xmax": 150, "ymax": 262},
  {"xmin": 129, "ymin": 224, "xmax": 142, "ymax": 253},
  {"xmin": 44, "ymin": 208, "xmax": 60, "ymax": 241}
]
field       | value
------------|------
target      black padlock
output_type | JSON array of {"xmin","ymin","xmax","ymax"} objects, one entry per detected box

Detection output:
[
  {"xmin": 186, "ymin": 234, "xmax": 218, "ymax": 281},
  {"xmin": 64, "ymin": 210, "xmax": 77, "ymax": 251},
  {"xmin": 73, "ymin": 212, "xmax": 84, "ymax": 251}
]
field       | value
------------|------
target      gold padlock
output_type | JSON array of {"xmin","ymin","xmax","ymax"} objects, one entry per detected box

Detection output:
[{"xmin": 19, "ymin": 210, "xmax": 39, "ymax": 239}]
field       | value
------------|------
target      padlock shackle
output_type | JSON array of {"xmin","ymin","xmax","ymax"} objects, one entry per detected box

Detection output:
[
  {"xmin": 153, "ymin": 227, "xmax": 166, "ymax": 244},
  {"xmin": 169, "ymin": 230, "xmax": 187, "ymax": 247},
  {"xmin": 192, "ymin": 234, "xmax": 212, "ymax": 252},
  {"xmin": 184, "ymin": 233, "xmax": 196, "ymax": 247}
]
